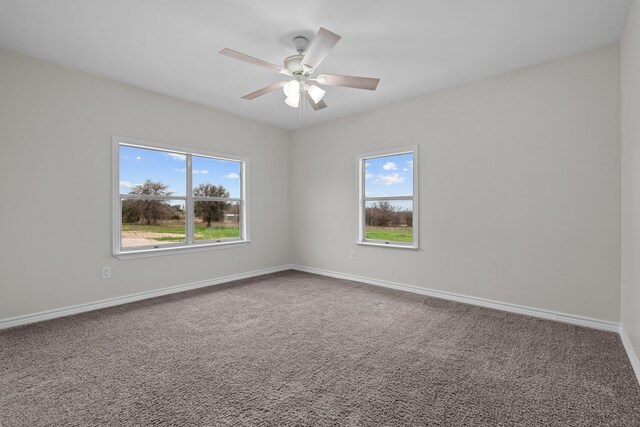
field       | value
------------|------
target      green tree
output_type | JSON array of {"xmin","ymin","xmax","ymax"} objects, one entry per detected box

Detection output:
[
  {"xmin": 122, "ymin": 199, "xmax": 141, "ymax": 223},
  {"xmin": 369, "ymin": 201, "xmax": 396, "ymax": 227},
  {"xmin": 170, "ymin": 204, "xmax": 184, "ymax": 221},
  {"xmin": 400, "ymin": 209, "xmax": 413, "ymax": 227},
  {"xmin": 193, "ymin": 184, "xmax": 230, "ymax": 227},
  {"xmin": 128, "ymin": 180, "xmax": 173, "ymax": 225}
]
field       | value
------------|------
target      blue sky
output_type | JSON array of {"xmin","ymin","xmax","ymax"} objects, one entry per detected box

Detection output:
[
  {"xmin": 364, "ymin": 153, "xmax": 413, "ymax": 197},
  {"xmin": 364, "ymin": 152, "xmax": 413, "ymax": 211},
  {"xmin": 119, "ymin": 145, "xmax": 241, "ymax": 199}
]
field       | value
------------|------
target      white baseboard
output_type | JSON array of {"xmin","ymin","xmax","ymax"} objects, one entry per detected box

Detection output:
[
  {"xmin": 290, "ymin": 265, "xmax": 620, "ymax": 333},
  {"xmin": 0, "ymin": 265, "xmax": 291, "ymax": 330},
  {"xmin": 620, "ymin": 324, "xmax": 640, "ymax": 385},
  {"xmin": 3, "ymin": 263, "xmax": 637, "ymax": 385},
  {"xmin": 291, "ymin": 265, "xmax": 640, "ymax": 384}
]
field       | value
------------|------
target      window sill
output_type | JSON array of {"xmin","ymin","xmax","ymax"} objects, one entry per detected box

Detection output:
[
  {"xmin": 356, "ymin": 241, "xmax": 418, "ymax": 250},
  {"xmin": 114, "ymin": 240, "xmax": 250, "ymax": 260}
]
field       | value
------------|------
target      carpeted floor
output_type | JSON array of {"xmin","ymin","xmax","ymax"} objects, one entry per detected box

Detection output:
[{"xmin": 1, "ymin": 271, "xmax": 639, "ymax": 426}]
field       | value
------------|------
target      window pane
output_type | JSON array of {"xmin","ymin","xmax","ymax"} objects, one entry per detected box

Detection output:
[
  {"xmin": 119, "ymin": 145, "xmax": 186, "ymax": 196},
  {"xmin": 192, "ymin": 156, "xmax": 241, "ymax": 199},
  {"xmin": 364, "ymin": 200, "xmax": 413, "ymax": 243},
  {"xmin": 121, "ymin": 199, "xmax": 186, "ymax": 249},
  {"xmin": 194, "ymin": 201, "xmax": 241, "ymax": 241},
  {"xmin": 364, "ymin": 153, "xmax": 413, "ymax": 198}
]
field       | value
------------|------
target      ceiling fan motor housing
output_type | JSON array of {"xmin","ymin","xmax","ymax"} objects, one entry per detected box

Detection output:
[
  {"xmin": 285, "ymin": 35, "xmax": 311, "ymax": 75},
  {"xmin": 284, "ymin": 54, "xmax": 305, "ymax": 75}
]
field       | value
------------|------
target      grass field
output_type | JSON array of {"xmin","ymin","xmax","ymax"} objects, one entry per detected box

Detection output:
[
  {"xmin": 365, "ymin": 226, "xmax": 413, "ymax": 243},
  {"xmin": 123, "ymin": 223, "xmax": 409, "ymax": 243},
  {"xmin": 122, "ymin": 223, "xmax": 240, "ymax": 242}
]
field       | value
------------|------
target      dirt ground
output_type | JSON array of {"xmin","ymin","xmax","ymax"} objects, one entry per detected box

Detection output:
[{"xmin": 121, "ymin": 231, "xmax": 184, "ymax": 248}]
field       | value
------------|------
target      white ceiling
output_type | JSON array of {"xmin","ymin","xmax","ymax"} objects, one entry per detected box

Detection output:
[{"xmin": 0, "ymin": 0, "xmax": 631, "ymax": 130}]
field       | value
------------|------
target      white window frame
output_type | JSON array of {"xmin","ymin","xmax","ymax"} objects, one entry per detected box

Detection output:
[
  {"xmin": 357, "ymin": 146, "xmax": 418, "ymax": 249},
  {"xmin": 112, "ymin": 136, "xmax": 249, "ymax": 259}
]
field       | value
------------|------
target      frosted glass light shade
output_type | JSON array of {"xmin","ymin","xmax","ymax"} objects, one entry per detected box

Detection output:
[
  {"xmin": 283, "ymin": 80, "xmax": 301, "ymax": 98},
  {"xmin": 285, "ymin": 95, "xmax": 300, "ymax": 108},
  {"xmin": 307, "ymin": 84, "xmax": 326, "ymax": 103}
]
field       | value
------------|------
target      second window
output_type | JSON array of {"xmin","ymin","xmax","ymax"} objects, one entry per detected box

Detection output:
[{"xmin": 358, "ymin": 147, "xmax": 417, "ymax": 248}]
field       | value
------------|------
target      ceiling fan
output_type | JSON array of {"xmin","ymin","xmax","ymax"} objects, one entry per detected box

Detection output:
[{"xmin": 219, "ymin": 27, "xmax": 380, "ymax": 111}]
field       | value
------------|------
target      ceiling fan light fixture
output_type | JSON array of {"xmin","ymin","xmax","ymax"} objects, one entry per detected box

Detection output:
[
  {"xmin": 285, "ymin": 95, "xmax": 300, "ymax": 108},
  {"xmin": 221, "ymin": 27, "xmax": 379, "ymax": 112},
  {"xmin": 283, "ymin": 80, "xmax": 301, "ymax": 98},
  {"xmin": 307, "ymin": 84, "xmax": 326, "ymax": 103}
]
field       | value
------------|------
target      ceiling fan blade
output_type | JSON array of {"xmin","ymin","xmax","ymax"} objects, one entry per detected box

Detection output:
[
  {"xmin": 219, "ymin": 48, "xmax": 291, "ymax": 76},
  {"xmin": 315, "ymin": 74, "xmax": 380, "ymax": 91},
  {"xmin": 301, "ymin": 28, "xmax": 341, "ymax": 73},
  {"xmin": 241, "ymin": 81, "xmax": 286, "ymax": 100},
  {"xmin": 305, "ymin": 91, "xmax": 328, "ymax": 111}
]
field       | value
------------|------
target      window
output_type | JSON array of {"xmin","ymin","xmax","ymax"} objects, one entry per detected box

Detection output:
[
  {"xmin": 113, "ymin": 137, "xmax": 248, "ymax": 258},
  {"xmin": 357, "ymin": 147, "xmax": 418, "ymax": 248}
]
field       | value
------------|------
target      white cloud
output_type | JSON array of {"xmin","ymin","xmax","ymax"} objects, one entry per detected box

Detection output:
[
  {"xmin": 163, "ymin": 152, "xmax": 186, "ymax": 161},
  {"xmin": 119, "ymin": 180, "xmax": 134, "ymax": 189},
  {"xmin": 365, "ymin": 173, "xmax": 373, "ymax": 180},
  {"xmin": 383, "ymin": 162, "xmax": 398, "ymax": 171},
  {"xmin": 403, "ymin": 168, "xmax": 409, "ymax": 172},
  {"xmin": 374, "ymin": 173, "xmax": 405, "ymax": 185},
  {"xmin": 224, "ymin": 172, "xmax": 240, "ymax": 179},
  {"xmin": 136, "ymin": 156, "xmax": 142, "ymax": 160},
  {"xmin": 407, "ymin": 160, "xmax": 413, "ymax": 168},
  {"xmin": 174, "ymin": 168, "xmax": 208, "ymax": 174}
]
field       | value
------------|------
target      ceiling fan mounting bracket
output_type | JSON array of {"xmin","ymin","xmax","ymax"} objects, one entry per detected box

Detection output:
[{"xmin": 292, "ymin": 36, "xmax": 309, "ymax": 54}]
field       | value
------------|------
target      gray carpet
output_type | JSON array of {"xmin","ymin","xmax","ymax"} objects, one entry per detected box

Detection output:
[{"xmin": 1, "ymin": 271, "xmax": 639, "ymax": 426}]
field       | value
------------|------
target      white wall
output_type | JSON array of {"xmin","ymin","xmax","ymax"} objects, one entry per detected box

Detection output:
[
  {"xmin": 291, "ymin": 45, "xmax": 621, "ymax": 322},
  {"xmin": 0, "ymin": 48, "xmax": 291, "ymax": 319},
  {"xmin": 0, "ymin": 43, "xmax": 624, "ymax": 326},
  {"xmin": 622, "ymin": 0, "xmax": 640, "ymax": 363}
]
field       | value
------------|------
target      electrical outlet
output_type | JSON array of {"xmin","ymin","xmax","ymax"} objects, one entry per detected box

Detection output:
[
  {"xmin": 349, "ymin": 251, "xmax": 356, "ymax": 262},
  {"xmin": 101, "ymin": 266, "xmax": 111, "ymax": 280}
]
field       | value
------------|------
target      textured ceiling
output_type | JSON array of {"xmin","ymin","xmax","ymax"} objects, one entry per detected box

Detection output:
[{"xmin": 0, "ymin": 0, "xmax": 632, "ymax": 130}]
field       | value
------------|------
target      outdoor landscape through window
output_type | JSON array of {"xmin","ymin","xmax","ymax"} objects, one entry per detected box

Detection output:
[
  {"xmin": 118, "ymin": 143, "xmax": 244, "ymax": 251},
  {"xmin": 362, "ymin": 151, "xmax": 415, "ymax": 245}
]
